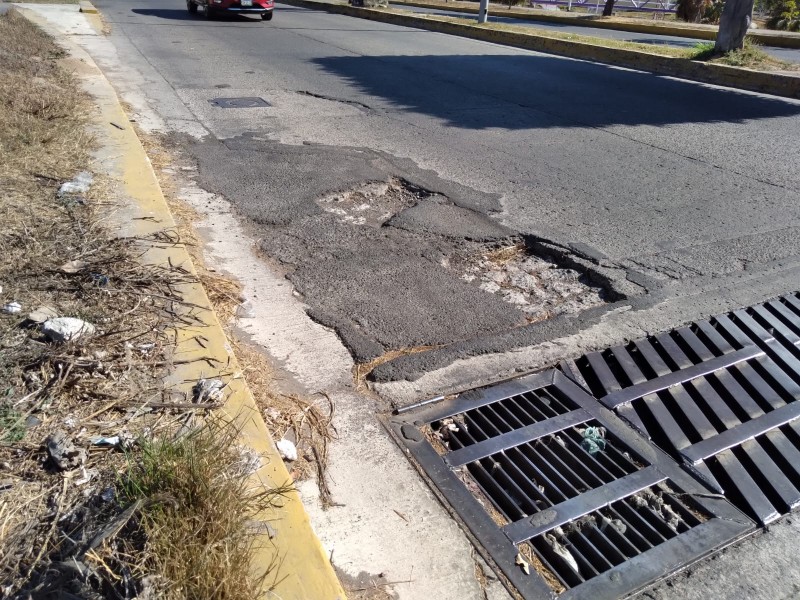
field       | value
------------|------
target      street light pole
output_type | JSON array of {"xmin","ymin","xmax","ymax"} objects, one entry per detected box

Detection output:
[{"xmin": 478, "ymin": 0, "xmax": 489, "ymax": 23}]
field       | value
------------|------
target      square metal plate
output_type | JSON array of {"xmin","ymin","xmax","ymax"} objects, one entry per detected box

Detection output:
[{"xmin": 208, "ymin": 97, "xmax": 271, "ymax": 108}]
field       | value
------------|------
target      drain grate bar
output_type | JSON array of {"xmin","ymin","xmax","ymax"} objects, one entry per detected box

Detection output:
[
  {"xmin": 602, "ymin": 345, "xmax": 764, "ymax": 408},
  {"xmin": 682, "ymin": 400, "xmax": 800, "ymax": 464},
  {"xmin": 564, "ymin": 292, "xmax": 800, "ymax": 526},
  {"xmin": 751, "ymin": 303, "xmax": 800, "ymax": 347},
  {"xmin": 419, "ymin": 371, "xmax": 556, "ymax": 424},
  {"xmin": 444, "ymin": 409, "xmax": 590, "ymax": 468},
  {"xmin": 559, "ymin": 516, "xmax": 749, "ymax": 600},
  {"xmin": 503, "ymin": 466, "xmax": 666, "ymax": 543}
]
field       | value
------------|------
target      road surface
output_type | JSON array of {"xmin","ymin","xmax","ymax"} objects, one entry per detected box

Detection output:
[{"xmin": 37, "ymin": 3, "xmax": 800, "ymax": 598}]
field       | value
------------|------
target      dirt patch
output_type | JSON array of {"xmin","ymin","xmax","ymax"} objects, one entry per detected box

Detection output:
[
  {"xmin": 316, "ymin": 177, "xmax": 440, "ymax": 227},
  {"xmin": 449, "ymin": 241, "xmax": 607, "ymax": 322},
  {"xmin": 335, "ymin": 568, "xmax": 400, "ymax": 599}
]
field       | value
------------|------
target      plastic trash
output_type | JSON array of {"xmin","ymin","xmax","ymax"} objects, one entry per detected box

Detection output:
[
  {"xmin": 2, "ymin": 301, "xmax": 21, "ymax": 314},
  {"xmin": 580, "ymin": 426, "xmax": 607, "ymax": 455},
  {"xmin": 46, "ymin": 431, "xmax": 86, "ymax": 471},
  {"xmin": 276, "ymin": 438, "xmax": 297, "ymax": 461},
  {"xmin": 545, "ymin": 533, "xmax": 580, "ymax": 574},
  {"xmin": 57, "ymin": 171, "xmax": 93, "ymax": 198},
  {"xmin": 42, "ymin": 317, "xmax": 96, "ymax": 343},
  {"xmin": 192, "ymin": 378, "xmax": 225, "ymax": 403}
]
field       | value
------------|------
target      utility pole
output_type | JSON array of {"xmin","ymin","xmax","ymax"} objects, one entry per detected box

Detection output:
[{"xmin": 478, "ymin": 0, "xmax": 489, "ymax": 23}]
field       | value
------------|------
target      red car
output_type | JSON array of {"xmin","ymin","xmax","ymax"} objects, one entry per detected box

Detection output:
[{"xmin": 187, "ymin": 0, "xmax": 274, "ymax": 20}]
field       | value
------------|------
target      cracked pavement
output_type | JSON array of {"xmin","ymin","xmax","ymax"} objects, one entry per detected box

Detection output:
[
  {"xmin": 32, "ymin": 1, "xmax": 800, "ymax": 597},
  {"xmin": 87, "ymin": 0, "xmax": 800, "ymax": 380}
]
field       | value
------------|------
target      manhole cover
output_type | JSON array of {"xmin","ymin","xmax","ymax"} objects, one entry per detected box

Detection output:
[
  {"xmin": 390, "ymin": 370, "xmax": 753, "ymax": 599},
  {"xmin": 208, "ymin": 97, "xmax": 271, "ymax": 108}
]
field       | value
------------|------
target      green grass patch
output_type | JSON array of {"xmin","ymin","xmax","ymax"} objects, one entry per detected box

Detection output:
[
  {"xmin": 691, "ymin": 39, "xmax": 796, "ymax": 69},
  {"xmin": 117, "ymin": 422, "xmax": 293, "ymax": 600}
]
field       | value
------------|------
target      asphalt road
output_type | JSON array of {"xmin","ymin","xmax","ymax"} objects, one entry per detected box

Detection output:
[
  {"xmin": 92, "ymin": 0, "xmax": 800, "ymax": 375},
  {"xmin": 390, "ymin": 3, "xmax": 800, "ymax": 62},
  {"xmin": 48, "ymin": 3, "xmax": 800, "ymax": 598}
]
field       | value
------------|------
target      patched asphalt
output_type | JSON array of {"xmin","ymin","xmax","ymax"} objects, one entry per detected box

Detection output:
[{"xmin": 96, "ymin": 0, "xmax": 800, "ymax": 377}]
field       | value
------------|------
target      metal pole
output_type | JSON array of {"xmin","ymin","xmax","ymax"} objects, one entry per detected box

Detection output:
[{"xmin": 478, "ymin": 0, "xmax": 489, "ymax": 23}]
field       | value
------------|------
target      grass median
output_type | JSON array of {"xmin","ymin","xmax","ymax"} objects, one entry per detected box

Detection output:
[{"xmin": 415, "ymin": 10, "xmax": 798, "ymax": 69}]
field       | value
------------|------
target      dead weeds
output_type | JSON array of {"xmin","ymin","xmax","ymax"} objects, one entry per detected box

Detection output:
[
  {"xmin": 0, "ymin": 10, "xmax": 289, "ymax": 599},
  {"xmin": 353, "ymin": 344, "xmax": 442, "ymax": 390}
]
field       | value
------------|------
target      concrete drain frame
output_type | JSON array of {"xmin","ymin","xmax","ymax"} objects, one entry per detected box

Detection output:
[{"xmin": 387, "ymin": 370, "xmax": 754, "ymax": 600}]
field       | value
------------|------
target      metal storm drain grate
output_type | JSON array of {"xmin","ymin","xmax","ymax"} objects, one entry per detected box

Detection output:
[
  {"xmin": 208, "ymin": 97, "xmax": 271, "ymax": 108},
  {"xmin": 563, "ymin": 292, "xmax": 800, "ymax": 526},
  {"xmin": 391, "ymin": 371, "xmax": 753, "ymax": 599}
]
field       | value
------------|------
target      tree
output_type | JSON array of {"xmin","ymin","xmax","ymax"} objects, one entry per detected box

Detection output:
[
  {"xmin": 715, "ymin": 0, "xmax": 755, "ymax": 51},
  {"xmin": 602, "ymin": 0, "xmax": 616, "ymax": 16}
]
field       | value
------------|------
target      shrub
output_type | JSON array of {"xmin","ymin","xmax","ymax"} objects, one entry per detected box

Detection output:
[
  {"xmin": 763, "ymin": 0, "xmax": 800, "ymax": 29},
  {"xmin": 675, "ymin": 0, "xmax": 712, "ymax": 22}
]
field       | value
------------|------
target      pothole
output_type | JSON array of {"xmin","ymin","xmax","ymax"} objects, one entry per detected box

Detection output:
[
  {"xmin": 449, "ymin": 241, "xmax": 608, "ymax": 322},
  {"xmin": 316, "ymin": 177, "xmax": 442, "ymax": 227}
]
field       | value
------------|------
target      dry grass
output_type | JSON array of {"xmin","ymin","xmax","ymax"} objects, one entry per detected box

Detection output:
[
  {"xmin": 112, "ymin": 422, "xmax": 292, "ymax": 599},
  {"xmin": 519, "ymin": 543, "xmax": 566, "ymax": 594},
  {"xmin": 353, "ymin": 345, "xmax": 441, "ymax": 389},
  {"xmin": 484, "ymin": 242, "xmax": 527, "ymax": 267},
  {"xmin": 0, "ymin": 10, "xmax": 291, "ymax": 599}
]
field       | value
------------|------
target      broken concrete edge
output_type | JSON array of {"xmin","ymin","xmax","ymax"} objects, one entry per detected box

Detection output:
[
  {"xmin": 281, "ymin": 0, "xmax": 800, "ymax": 100},
  {"xmin": 18, "ymin": 8, "xmax": 346, "ymax": 600},
  {"xmin": 391, "ymin": 0, "xmax": 800, "ymax": 49},
  {"xmin": 78, "ymin": 0, "xmax": 98, "ymax": 14},
  {"xmin": 369, "ymin": 298, "xmax": 629, "ymax": 387}
]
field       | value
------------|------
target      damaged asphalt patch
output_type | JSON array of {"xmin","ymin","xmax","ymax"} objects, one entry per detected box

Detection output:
[{"xmin": 187, "ymin": 133, "xmax": 614, "ymax": 365}]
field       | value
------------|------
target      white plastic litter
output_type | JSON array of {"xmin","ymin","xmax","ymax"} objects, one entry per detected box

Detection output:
[
  {"xmin": 545, "ymin": 533, "xmax": 580, "ymax": 574},
  {"xmin": 42, "ymin": 317, "xmax": 96, "ymax": 343},
  {"xmin": 2, "ymin": 302, "xmax": 21, "ymax": 314},
  {"xmin": 57, "ymin": 171, "xmax": 93, "ymax": 198},
  {"xmin": 91, "ymin": 436, "xmax": 120, "ymax": 447},
  {"xmin": 192, "ymin": 378, "xmax": 225, "ymax": 403},
  {"xmin": 60, "ymin": 259, "xmax": 89, "ymax": 274},
  {"xmin": 276, "ymin": 439, "xmax": 297, "ymax": 462}
]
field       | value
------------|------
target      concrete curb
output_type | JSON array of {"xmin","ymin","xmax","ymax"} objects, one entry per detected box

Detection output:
[
  {"xmin": 392, "ymin": 0, "xmax": 800, "ymax": 49},
  {"xmin": 20, "ymin": 7, "xmax": 346, "ymax": 599},
  {"xmin": 78, "ymin": 0, "xmax": 98, "ymax": 14},
  {"xmin": 285, "ymin": 0, "xmax": 800, "ymax": 99}
]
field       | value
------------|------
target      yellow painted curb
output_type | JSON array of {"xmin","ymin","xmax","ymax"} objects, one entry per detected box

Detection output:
[
  {"xmin": 19, "ymin": 8, "xmax": 346, "ymax": 600},
  {"xmin": 79, "ymin": 0, "xmax": 98, "ymax": 14},
  {"xmin": 283, "ymin": 0, "xmax": 800, "ymax": 99},
  {"xmin": 393, "ymin": 0, "xmax": 800, "ymax": 48}
]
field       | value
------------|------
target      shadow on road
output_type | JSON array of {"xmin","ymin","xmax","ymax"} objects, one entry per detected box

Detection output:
[{"xmin": 312, "ymin": 54, "xmax": 800, "ymax": 129}]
